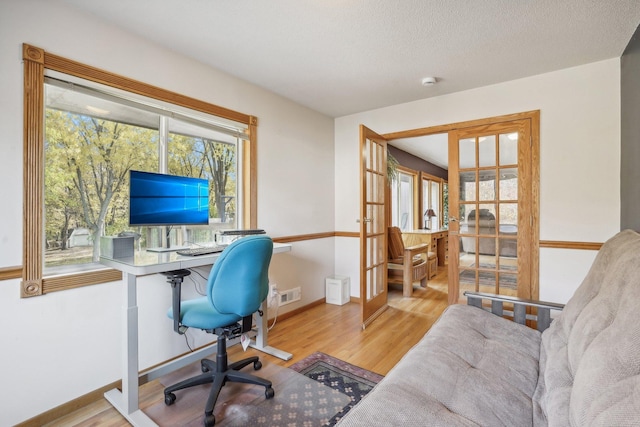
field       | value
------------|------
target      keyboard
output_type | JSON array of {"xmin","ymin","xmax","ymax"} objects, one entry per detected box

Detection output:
[
  {"xmin": 219, "ymin": 229, "xmax": 265, "ymax": 236},
  {"xmin": 176, "ymin": 246, "xmax": 226, "ymax": 256}
]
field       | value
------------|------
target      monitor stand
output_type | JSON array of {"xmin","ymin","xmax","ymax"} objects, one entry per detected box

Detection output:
[{"xmin": 147, "ymin": 229, "xmax": 188, "ymax": 252}]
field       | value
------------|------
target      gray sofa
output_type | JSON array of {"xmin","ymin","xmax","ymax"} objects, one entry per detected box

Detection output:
[{"xmin": 338, "ymin": 229, "xmax": 640, "ymax": 426}]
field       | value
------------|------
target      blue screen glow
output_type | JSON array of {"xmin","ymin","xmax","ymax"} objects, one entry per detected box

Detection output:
[{"xmin": 129, "ymin": 170, "xmax": 209, "ymax": 226}]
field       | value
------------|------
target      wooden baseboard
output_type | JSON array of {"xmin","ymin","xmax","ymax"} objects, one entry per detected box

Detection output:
[
  {"xmin": 273, "ymin": 298, "xmax": 326, "ymax": 322},
  {"xmin": 15, "ymin": 382, "xmax": 120, "ymax": 427},
  {"xmin": 17, "ymin": 297, "xmax": 337, "ymax": 425}
]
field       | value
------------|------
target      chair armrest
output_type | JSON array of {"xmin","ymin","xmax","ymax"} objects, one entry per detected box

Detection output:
[
  {"xmin": 464, "ymin": 291, "xmax": 565, "ymax": 332},
  {"xmin": 404, "ymin": 243, "xmax": 429, "ymax": 257}
]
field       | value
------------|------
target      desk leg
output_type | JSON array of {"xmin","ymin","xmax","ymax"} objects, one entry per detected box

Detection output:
[
  {"xmin": 104, "ymin": 272, "xmax": 158, "ymax": 426},
  {"xmin": 249, "ymin": 301, "xmax": 292, "ymax": 361},
  {"xmin": 123, "ymin": 272, "xmax": 140, "ymax": 412}
]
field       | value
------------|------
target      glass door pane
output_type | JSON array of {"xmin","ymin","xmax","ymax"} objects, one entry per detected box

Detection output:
[
  {"xmin": 450, "ymin": 122, "xmax": 530, "ymax": 304},
  {"xmin": 359, "ymin": 126, "xmax": 389, "ymax": 327}
]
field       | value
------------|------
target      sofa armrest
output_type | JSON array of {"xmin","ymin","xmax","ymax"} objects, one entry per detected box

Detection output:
[{"xmin": 464, "ymin": 291, "xmax": 565, "ymax": 332}]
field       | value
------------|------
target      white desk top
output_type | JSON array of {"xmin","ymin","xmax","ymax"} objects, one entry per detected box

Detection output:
[{"xmin": 100, "ymin": 242, "xmax": 292, "ymax": 276}]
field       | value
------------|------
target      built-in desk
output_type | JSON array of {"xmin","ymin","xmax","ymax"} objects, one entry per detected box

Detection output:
[
  {"xmin": 99, "ymin": 243, "xmax": 292, "ymax": 427},
  {"xmin": 402, "ymin": 229, "xmax": 449, "ymax": 267}
]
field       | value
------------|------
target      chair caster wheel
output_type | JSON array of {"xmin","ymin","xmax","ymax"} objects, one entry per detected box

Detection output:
[
  {"xmin": 164, "ymin": 392, "xmax": 176, "ymax": 406},
  {"xmin": 254, "ymin": 360, "xmax": 262, "ymax": 370},
  {"xmin": 265, "ymin": 386, "xmax": 275, "ymax": 399},
  {"xmin": 204, "ymin": 413, "xmax": 216, "ymax": 426},
  {"xmin": 201, "ymin": 361, "xmax": 210, "ymax": 373}
]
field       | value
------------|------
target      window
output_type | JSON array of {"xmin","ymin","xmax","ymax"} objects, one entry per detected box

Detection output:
[
  {"xmin": 43, "ymin": 77, "xmax": 246, "ymax": 273},
  {"xmin": 391, "ymin": 169, "xmax": 417, "ymax": 231},
  {"xmin": 22, "ymin": 44, "xmax": 257, "ymax": 297},
  {"xmin": 421, "ymin": 173, "xmax": 445, "ymax": 229}
]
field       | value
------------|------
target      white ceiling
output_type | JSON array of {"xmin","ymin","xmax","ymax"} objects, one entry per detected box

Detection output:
[
  {"xmin": 390, "ymin": 133, "xmax": 449, "ymax": 170},
  {"xmin": 58, "ymin": 0, "xmax": 640, "ymax": 120}
]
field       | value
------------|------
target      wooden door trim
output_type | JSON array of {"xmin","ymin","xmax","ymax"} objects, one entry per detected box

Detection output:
[
  {"xmin": 382, "ymin": 111, "xmax": 540, "ymax": 305},
  {"xmin": 447, "ymin": 131, "xmax": 461, "ymax": 305},
  {"xmin": 382, "ymin": 110, "xmax": 540, "ymax": 140}
]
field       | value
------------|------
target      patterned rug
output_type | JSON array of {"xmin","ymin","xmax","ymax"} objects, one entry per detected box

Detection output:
[
  {"xmin": 289, "ymin": 352, "xmax": 384, "ymax": 426},
  {"xmin": 216, "ymin": 364, "xmax": 351, "ymax": 427},
  {"xmin": 150, "ymin": 352, "xmax": 383, "ymax": 427},
  {"xmin": 216, "ymin": 353, "xmax": 382, "ymax": 427}
]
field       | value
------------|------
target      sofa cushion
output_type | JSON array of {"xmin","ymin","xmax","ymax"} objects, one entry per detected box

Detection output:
[
  {"xmin": 338, "ymin": 304, "xmax": 541, "ymax": 426},
  {"xmin": 533, "ymin": 229, "xmax": 640, "ymax": 427}
]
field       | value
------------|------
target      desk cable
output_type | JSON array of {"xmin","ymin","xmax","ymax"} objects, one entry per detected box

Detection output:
[
  {"xmin": 187, "ymin": 267, "xmax": 208, "ymax": 295},
  {"xmin": 267, "ymin": 287, "xmax": 280, "ymax": 331}
]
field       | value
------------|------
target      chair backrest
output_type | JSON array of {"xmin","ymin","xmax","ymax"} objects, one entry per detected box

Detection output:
[
  {"xmin": 388, "ymin": 226, "xmax": 405, "ymax": 260},
  {"xmin": 206, "ymin": 235, "xmax": 273, "ymax": 317}
]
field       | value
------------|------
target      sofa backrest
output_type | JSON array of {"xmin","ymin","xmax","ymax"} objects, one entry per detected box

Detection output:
[{"xmin": 533, "ymin": 229, "xmax": 640, "ymax": 426}]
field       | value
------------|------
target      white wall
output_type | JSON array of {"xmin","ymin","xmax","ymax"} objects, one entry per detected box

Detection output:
[
  {"xmin": 0, "ymin": 0, "xmax": 624, "ymax": 423},
  {"xmin": 0, "ymin": 1, "xmax": 335, "ymax": 424},
  {"xmin": 335, "ymin": 59, "xmax": 621, "ymax": 302}
]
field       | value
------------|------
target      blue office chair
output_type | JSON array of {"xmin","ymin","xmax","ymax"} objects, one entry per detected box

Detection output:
[{"xmin": 163, "ymin": 235, "xmax": 275, "ymax": 427}]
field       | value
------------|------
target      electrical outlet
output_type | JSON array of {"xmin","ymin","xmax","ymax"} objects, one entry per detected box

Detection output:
[{"xmin": 269, "ymin": 283, "xmax": 278, "ymax": 299}]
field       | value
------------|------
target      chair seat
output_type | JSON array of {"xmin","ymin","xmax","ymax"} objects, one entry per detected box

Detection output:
[
  {"xmin": 168, "ymin": 297, "xmax": 241, "ymax": 330},
  {"xmin": 389, "ymin": 255, "xmax": 425, "ymax": 267},
  {"xmin": 387, "ymin": 226, "xmax": 430, "ymax": 297}
]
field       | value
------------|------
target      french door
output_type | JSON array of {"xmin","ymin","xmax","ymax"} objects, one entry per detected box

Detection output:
[
  {"xmin": 447, "ymin": 114, "xmax": 539, "ymax": 305},
  {"xmin": 359, "ymin": 125, "xmax": 388, "ymax": 328}
]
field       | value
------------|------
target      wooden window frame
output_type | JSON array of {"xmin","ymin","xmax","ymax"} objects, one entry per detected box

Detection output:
[
  {"xmin": 21, "ymin": 44, "xmax": 257, "ymax": 297},
  {"xmin": 390, "ymin": 165, "xmax": 419, "ymax": 230},
  {"xmin": 420, "ymin": 172, "xmax": 446, "ymax": 229}
]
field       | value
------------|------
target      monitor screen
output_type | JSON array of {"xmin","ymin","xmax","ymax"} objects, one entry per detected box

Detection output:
[{"xmin": 129, "ymin": 170, "xmax": 209, "ymax": 226}]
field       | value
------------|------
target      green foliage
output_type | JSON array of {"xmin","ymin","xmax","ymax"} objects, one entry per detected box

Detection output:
[
  {"xmin": 168, "ymin": 134, "xmax": 237, "ymax": 222},
  {"xmin": 442, "ymin": 183, "xmax": 449, "ymax": 228},
  {"xmin": 387, "ymin": 150, "xmax": 399, "ymax": 184},
  {"xmin": 45, "ymin": 109, "xmax": 158, "ymax": 262},
  {"xmin": 44, "ymin": 109, "xmax": 239, "ymax": 267}
]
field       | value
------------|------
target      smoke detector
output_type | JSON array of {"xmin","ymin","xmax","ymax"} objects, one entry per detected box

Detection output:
[{"xmin": 421, "ymin": 77, "xmax": 437, "ymax": 86}]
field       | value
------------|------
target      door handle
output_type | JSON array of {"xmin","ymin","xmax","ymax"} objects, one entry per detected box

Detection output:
[
  {"xmin": 356, "ymin": 218, "xmax": 373, "ymax": 223},
  {"xmin": 449, "ymin": 216, "xmax": 458, "ymax": 222}
]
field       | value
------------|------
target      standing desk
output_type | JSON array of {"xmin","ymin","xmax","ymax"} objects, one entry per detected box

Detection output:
[{"xmin": 99, "ymin": 243, "xmax": 292, "ymax": 427}]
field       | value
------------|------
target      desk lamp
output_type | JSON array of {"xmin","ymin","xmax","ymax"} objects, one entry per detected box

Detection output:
[{"xmin": 424, "ymin": 209, "xmax": 436, "ymax": 230}]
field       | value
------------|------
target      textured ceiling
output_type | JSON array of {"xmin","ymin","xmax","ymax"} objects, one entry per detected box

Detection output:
[{"xmin": 58, "ymin": 0, "xmax": 639, "ymax": 118}]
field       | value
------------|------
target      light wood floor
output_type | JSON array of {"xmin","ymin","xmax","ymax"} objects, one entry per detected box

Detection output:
[{"xmin": 41, "ymin": 269, "xmax": 449, "ymax": 426}]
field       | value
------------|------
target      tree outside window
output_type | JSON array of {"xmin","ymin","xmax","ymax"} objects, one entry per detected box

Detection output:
[{"xmin": 44, "ymin": 79, "xmax": 242, "ymax": 273}]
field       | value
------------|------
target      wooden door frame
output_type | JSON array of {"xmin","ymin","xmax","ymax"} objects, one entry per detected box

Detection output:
[{"xmin": 383, "ymin": 110, "xmax": 540, "ymax": 303}]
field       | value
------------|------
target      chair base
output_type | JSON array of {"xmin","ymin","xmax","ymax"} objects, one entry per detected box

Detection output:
[
  {"xmin": 164, "ymin": 333, "xmax": 274, "ymax": 426},
  {"xmin": 388, "ymin": 259, "xmax": 428, "ymax": 297}
]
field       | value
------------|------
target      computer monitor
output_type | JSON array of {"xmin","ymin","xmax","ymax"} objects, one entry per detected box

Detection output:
[{"xmin": 129, "ymin": 170, "xmax": 209, "ymax": 227}]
